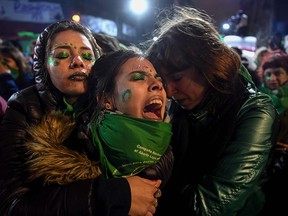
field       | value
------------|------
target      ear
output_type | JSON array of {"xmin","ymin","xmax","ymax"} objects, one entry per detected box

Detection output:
[{"xmin": 97, "ymin": 95, "xmax": 114, "ymax": 110}]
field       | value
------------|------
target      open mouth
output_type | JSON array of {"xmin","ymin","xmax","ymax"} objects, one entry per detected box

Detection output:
[{"xmin": 143, "ymin": 99, "xmax": 163, "ymax": 121}]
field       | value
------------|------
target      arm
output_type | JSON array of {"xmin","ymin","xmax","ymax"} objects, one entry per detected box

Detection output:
[{"xmin": 138, "ymin": 145, "xmax": 174, "ymax": 187}]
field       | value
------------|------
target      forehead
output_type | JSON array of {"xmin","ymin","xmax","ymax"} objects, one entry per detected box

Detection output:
[
  {"xmin": 51, "ymin": 30, "xmax": 91, "ymax": 47},
  {"xmin": 264, "ymin": 67, "xmax": 287, "ymax": 74},
  {"xmin": 120, "ymin": 57, "xmax": 155, "ymax": 73}
]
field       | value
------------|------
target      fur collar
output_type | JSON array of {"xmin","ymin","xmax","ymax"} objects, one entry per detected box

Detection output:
[{"xmin": 25, "ymin": 112, "xmax": 101, "ymax": 185}]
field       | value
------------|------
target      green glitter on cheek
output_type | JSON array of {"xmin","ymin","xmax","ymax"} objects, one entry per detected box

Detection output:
[
  {"xmin": 121, "ymin": 89, "xmax": 132, "ymax": 103},
  {"xmin": 48, "ymin": 56, "xmax": 59, "ymax": 66}
]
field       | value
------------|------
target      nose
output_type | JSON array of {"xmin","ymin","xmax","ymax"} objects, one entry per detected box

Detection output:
[
  {"xmin": 270, "ymin": 73, "xmax": 278, "ymax": 81},
  {"xmin": 70, "ymin": 55, "xmax": 84, "ymax": 68},
  {"xmin": 149, "ymin": 79, "xmax": 163, "ymax": 92}
]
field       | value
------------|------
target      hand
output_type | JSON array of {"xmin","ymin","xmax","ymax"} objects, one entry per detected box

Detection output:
[
  {"xmin": 127, "ymin": 176, "xmax": 162, "ymax": 216},
  {"xmin": 276, "ymin": 141, "xmax": 288, "ymax": 152}
]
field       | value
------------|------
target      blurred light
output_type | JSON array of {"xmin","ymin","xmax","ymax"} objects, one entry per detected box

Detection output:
[
  {"xmin": 72, "ymin": 14, "xmax": 80, "ymax": 22},
  {"xmin": 153, "ymin": 36, "xmax": 158, "ymax": 41},
  {"xmin": 129, "ymin": 0, "xmax": 148, "ymax": 15},
  {"xmin": 222, "ymin": 23, "xmax": 230, "ymax": 30}
]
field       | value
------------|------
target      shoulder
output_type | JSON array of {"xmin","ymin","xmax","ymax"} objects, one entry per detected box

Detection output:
[
  {"xmin": 239, "ymin": 88, "xmax": 278, "ymax": 122},
  {"xmin": 6, "ymin": 85, "xmax": 44, "ymax": 123},
  {"xmin": 8, "ymin": 85, "xmax": 39, "ymax": 106}
]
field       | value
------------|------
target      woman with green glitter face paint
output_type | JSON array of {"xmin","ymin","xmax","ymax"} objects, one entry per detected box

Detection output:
[
  {"xmin": 88, "ymin": 50, "xmax": 173, "ymax": 179},
  {"xmin": 0, "ymin": 21, "xmax": 163, "ymax": 216},
  {"xmin": 46, "ymin": 29, "xmax": 96, "ymax": 104},
  {"xmin": 87, "ymin": 49, "xmax": 173, "ymax": 211}
]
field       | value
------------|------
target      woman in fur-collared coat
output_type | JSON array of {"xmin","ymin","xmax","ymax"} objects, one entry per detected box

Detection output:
[{"xmin": 0, "ymin": 20, "xmax": 161, "ymax": 216}]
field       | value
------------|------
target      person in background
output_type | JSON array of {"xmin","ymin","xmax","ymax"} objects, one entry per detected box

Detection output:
[
  {"xmin": 258, "ymin": 54, "xmax": 288, "ymax": 114},
  {"xmin": 232, "ymin": 46, "xmax": 260, "ymax": 87},
  {"xmin": 0, "ymin": 20, "xmax": 160, "ymax": 216},
  {"xmin": 146, "ymin": 6, "xmax": 278, "ymax": 216},
  {"xmin": 258, "ymin": 54, "xmax": 288, "ymax": 216},
  {"xmin": 0, "ymin": 44, "xmax": 34, "ymax": 100},
  {"xmin": 254, "ymin": 46, "xmax": 287, "ymax": 84},
  {"xmin": 254, "ymin": 46, "xmax": 270, "ymax": 83}
]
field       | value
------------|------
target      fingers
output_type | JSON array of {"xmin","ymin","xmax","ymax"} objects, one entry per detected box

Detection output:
[
  {"xmin": 276, "ymin": 141, "xmax": 288, "ymax": 148},
  {"xmin": 154, "ymin": 199, "xmax": 158, "ymax": 207},
  {"xmin": 154, "ymin": 179, "xmax": 162, "ymax": 188},
  {"xmin": 154, "ymin": 187, "xmax": 162, "ymax": 198},
  {"xmin": 147, "ymin": 203, "xmax": 157, "ymax": 215},
  {"xmin": 127, "ymin": 176, "xmax": 162, "ymax": 216},
  {"xmin": 276, "ymin": 147, "xmax": 288, "ymax": 152},
  {"xmin": 275, "ymin": 142, "xmax": 288, "ymax": 152},
  {"xmin": 141, "ymin": 178, "xmax": 162, "ymax": 187}
]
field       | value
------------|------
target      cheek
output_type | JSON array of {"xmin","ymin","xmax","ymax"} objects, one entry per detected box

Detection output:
[
  {"xmin": 121, "ymin": 89, "xmax": 132, "ymax": 103},
  {"xmin": 48, "ymin": 57, "xmax": 59, "ymax": 67},
  {"xmin": 279, "ymin": 76, "xmax": 288, "ymax": 85},
  {"xmin": 9, "ymin": 61, "xmax": 18, "ymax": 70},
  {"xmin": 86, "ymin": 62, "xmax": 95, "ymax": 73},
  {"xmin": 47, "ymin": 65, "xmax": 65, "ymax": 85}
]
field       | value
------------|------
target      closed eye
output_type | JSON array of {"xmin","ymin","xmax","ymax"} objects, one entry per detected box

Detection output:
[
  {"xmin": 130, "ymin": 72, "xmax": 146, "ymax": 81},
  {"xmin": 55, "ymin": 51, "xmax": 69, "ymax": 59},
  {"xmin": 81, "ymin": 52, "xmax": 94, "ymax": 61}
]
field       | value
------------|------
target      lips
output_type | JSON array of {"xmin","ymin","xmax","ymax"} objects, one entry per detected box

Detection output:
[
  {"xmin": 143, "ymin": 97, "xmax": 164, "ymax": 121},
  {"xmin": 68, "ymin": 72, "xmax": 88, "ymax": 81}
]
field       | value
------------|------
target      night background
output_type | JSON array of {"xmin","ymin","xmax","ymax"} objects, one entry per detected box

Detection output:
[{"xmin": 0, "ymin": 0, "xmax": 288, "ymax": 53}]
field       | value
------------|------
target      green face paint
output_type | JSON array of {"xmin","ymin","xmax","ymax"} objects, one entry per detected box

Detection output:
[
  {"xmin": 10, "ymin": 67, "xmax": 20, "ymax": 79},
  {"xmin": 121, "ymin": 89, "xmax": 132, "ymax": 103},
  {"xmin": 1, "ymin": 60, "xmax": 20, "ymax": 79},
  {"xmin": 82, "ymin": 52, "xmax": 94, "ymax": 61},
  {"xmin": 48, "ymin": 56, "xmax": 59, "ymax": 66}
]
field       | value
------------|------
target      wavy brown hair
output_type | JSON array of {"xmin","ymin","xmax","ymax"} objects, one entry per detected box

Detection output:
[{"xmin": 146, "ymin": 6, "xmax": 241, "ymax": 95}]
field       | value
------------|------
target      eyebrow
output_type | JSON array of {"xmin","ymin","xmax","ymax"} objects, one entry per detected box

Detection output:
[
  {"xmin": 51, "ymin": 45, "xmax": 92, "ymax": 52},
  {"xmin": 129, "ymin": 70, "xmax": 158, "ymax": 77}
]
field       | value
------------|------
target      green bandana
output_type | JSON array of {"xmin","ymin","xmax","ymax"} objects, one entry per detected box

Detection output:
[
  {"xmin": 62, "ymin": 97, "xmax": 75, "ymax": 118},
  {"xmin": 89, "ymin": 113, "xmax": 172, "ymax": 178}
]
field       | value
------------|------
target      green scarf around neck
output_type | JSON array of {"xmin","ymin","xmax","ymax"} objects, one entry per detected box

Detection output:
[{"xmin": 89, "ymin": 113, "xmax": 172, "ymax": 178}]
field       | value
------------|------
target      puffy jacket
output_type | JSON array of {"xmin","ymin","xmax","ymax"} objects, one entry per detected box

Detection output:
[{"xmin": 155, "ymin": 74, "xmax": 278, "ymax": 216}]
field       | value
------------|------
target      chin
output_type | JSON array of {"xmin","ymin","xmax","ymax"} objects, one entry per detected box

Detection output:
[{"xmin": 180, "ymin": 104, "xmax": 195, "ymax": 110}]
